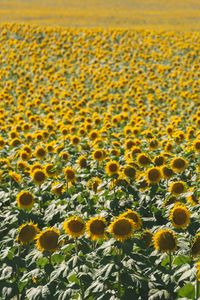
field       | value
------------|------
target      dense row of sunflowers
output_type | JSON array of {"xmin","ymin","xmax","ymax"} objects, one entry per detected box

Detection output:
[{"xmin": 0, "ymin": 24, "xmax": 199, "ymax": 300}]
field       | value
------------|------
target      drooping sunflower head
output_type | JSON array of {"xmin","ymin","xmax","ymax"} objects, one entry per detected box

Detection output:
[
  {"xmin": 16, "ymin": 190, "xmax": 35, "ymax": 210},
  {"xmin": 45, "ymin": 163, "xmax": 57, "ymax": 177},
  {"xmin": 164, "ymin": 195, "xmax": 178, "ymax": 207},
  {"xmin": 31, "ymin": 169, "xmax": 46, "ymax": 185},
  {"xmin": 153, "ymin": 228, "xmax": 177, "ymax": 252},
  {"xmin": 105, "ymin": 160, "xmax": 120, "ymax": 176},
  {"xmin": 187, "ymin": 190, "xmax": 199, "ymax": 206},
  {"xmin": 191, "ymin": 233, "xmax": 200, "ymax": 257},
  {"xmin": 64, "ymin": 167, "xmax": 76, "ymax": 182},
  {"xmin": 86, "ymin": 216, "xmax": 106, "ymax": 240},
  {"xmin": 63, "ymin": 216, "xmax": 85, "ymax": 238},
  {"xmin": 141, "ymin": 229, "xmax": 153, "ymax": 247},
  {"xmin": 51, "ymin": 182, "xmax": 64, "ymax": 196},
  {"xmin": 36, "ymin": 228, "xmax": 60, "ymax": 252},
  {"xmin": 119, "ymin": 209, "xmax": 142, "ymax": 230},
  {"xmin": 87, "ymin": 177, "xmax": 102, "ymax": 193},
  {"xmin": 18, "ymin": 222, "xmax": 39, "ymax": 245},
  {"xmin": 108, "ymin": 217, "xmax": 136, "ymax": 242},
  {"xmin": 146, "ymin": 167, "xmax": 162, "ymax": 184},
  {"xmin": 170, "ymin": 157, "xmax": 188, "ymax": 173},
  {"xmin": 169, "ymin": 202, "xmax": 190, "ymax": 229},
  {"xmin": 169, "ymin": 181, "xmax": 187, "ymax": 196}
]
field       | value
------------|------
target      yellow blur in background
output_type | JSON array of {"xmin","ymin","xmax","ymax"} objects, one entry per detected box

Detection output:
[{"xmin": 0, "ymin": 0, "xmax": 200, "ymax": 30}]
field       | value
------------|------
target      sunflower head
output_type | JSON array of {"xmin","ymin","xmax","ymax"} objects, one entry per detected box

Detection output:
[
  {"xmin": 137, "ymin": 153, "xmax": 151, "ymax": 167},
  {"xmin": 16, "ymin": 190, "xmax": 35, "ymax": 210},
  {"xmin": 169, "ymin": 202, "xmax": 190, "ymax": 229},
  {"xmin": 77, "ymin": 155, "xmax": 87, "ymax": 168},
  {"xmin": 86, "ymin": 216, "xmax": 106, "ymax": 240},
  {"xmin": 18, "ymin": 222, "xmax": 39, "ymax": 245},
  {"xmin": 123, "ymin": 165, "xmax": 136, "ymax": 180},
  {"xmin": 63, "ymin": 216, "xmax": 85, "ymax": 238},
  {"xmin": 34, "ymin": 146, "xmax": 46, "ymax": 159},
  {"xmin": 45, "ymin": 163, "xmax": 57, "ymax": 177},
  {"xmin": 141, "ymin": 230, "xmax": 153, "ymax": 247},
  {"xmin": 146, "ymin": 167, "xmax": 162, "ymax": 184},
  {"xmin": 108, "ymin": 217, "xmax": 136, "ymax": 242},
  {"xmin": 153, "ymin": 229, "xmax": 177, "ymax": 252},
  {"xmin": 161, "ymin": 165, "xmax": 174, "ymax": 179},
  {"xmin": 92, "ymin": 149, "xmax": 104, "ymax": 161},
  {"xmin": 170, "ymin": 157, "xmax": 188, "ymax": 173},
  {"xmin": 51, "ymin": 182, "xmax": 64, "ymax": 196},
  {"xmin": 169, "ymin": 181, "xmax": 187, "ymax": 195},
  {"xmin": 191, "ymin": 233, "xmax": 200, "ymax": 257},
  {"xmin": 9, "ymin": 171, "xmax": 22, "ymax": 183},
  {"xmin": 36, "ymin": 228, "xmax": 60, "ymax": 252},
  {"xmin": 120, "ymin": 209, "xmax": 142, "ymax": 230},
  {"xmin": 31, "ymin": 169, "xmax": 46, "ymax": 185},
  {"xmin": 64, "ymin": 167, "xmax": 76, "ymax": 182},
  {"xmin": 105, "ymin": 160, "xmax": 120, "ymax": 176}
]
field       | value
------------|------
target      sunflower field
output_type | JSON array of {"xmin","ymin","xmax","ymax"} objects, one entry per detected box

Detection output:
[{"xmin": 0, "ymin": 23, "xmax": 199, "ymax": 300}]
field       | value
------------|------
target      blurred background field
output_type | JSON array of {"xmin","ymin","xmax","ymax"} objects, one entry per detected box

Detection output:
[{"xmin": 0, "ymin": 0, "xmax": 200, "ymax": 30}]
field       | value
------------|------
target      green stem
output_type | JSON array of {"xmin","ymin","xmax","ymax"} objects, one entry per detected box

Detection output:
[
  {"xmin": 117, "ymin": 247, "xmax": 122, "ymax": 299},
  {"xmin": 169, "ymin": 251, "xmax": 172, "ymax": 274},
  {"xmin": 75, "ymin": 238, "xmax": 78, "ymax": 255},
  {"xmin": 196, "ymin": 278, "xmax": 199, "ymax": 300},
  {"xmin": 74, "ymin": 239, "xmax": 84, "ymax": 299}
]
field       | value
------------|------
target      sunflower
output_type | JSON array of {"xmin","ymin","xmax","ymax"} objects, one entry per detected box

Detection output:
[
  {"xmin": 34, "ymin": 146, "xmax": 46, "ymax": 159},
  {"xmin": 86, "ymin": 216, "xmax": 106, "ymax": 240},
  {"xmin": 36, "ymin": 228, "xmax": 60, "ymax": 252},
  {"xmin": 44, "ymin": 163, "xmax": 57, "ymax": 177},
  {"xmin": 141, "ymin": 230, "xmax": 153, "ymax": 247},
  {"xmin": 191, "ymin": 233, "xmax": 200, "ymax": 257},
  {"xmin": 18, "ymin": 222, "xmax": 39, "ymax": 245},
  {"xmin": 161, "ymin": 165, "xmax": 174, "ymax": 179},
  {"xmin": 154, "ymin": 155, "xmax": 165, "ymax": 166},
  {"xmin": 51, "ymin": 182, "xmax": 64, "ymax": 196},
  {"xmin": 92, "ymin": 149, "xmax": 104, "ymax": 161},
  {"xmin": 153, "ymin": 228, "xmax": 177, "ymax": 252},
  {"xmin": 123, "ymin": 165, "xmax": 136, "ymax": 180},
  {"xmin": 169, "ymin": 203, "xmax": 190, "ymax": 229},
  {"xmin": 9, "ymin": 171, "xmax": 21, "ymax": 183},
  {"xmin": 170, "ymin": 157, "xmax": 188, "ymax": 173},
  {"xmin": 187, "ymin": 190, "xmax": 199, "ymax": 206},
  {"xmin": 193, "ymin": 139, "xmax": 200, "ymax": 153},
  {"xmin": 64, "ymin": 167, "xmax": 76, "ymax": 182},
  {"xmin": 108, "ymin": 217, "xmax": 136, "ymax": 242},
  {"xmin": 137, "ymin": 153, "xmax": 151, "ymax": 167},
  {"xmin": 87, "ymin": 177, "xmax": 102, "ymax": 193},
  {"xmin": 16, "ymin": 190, "xmax": 35, "ymax": 210},
  {"xmin": 169, "ymin": 181, "xmax": 187, "ymax": 196},
  {"xmin": 31, "ymin": 169, "xmax": 46, "ymax": 185},
  {"xmin": 120, "ymin": 209, "xmax": 142, "ymax": 230},
  {"xmin": 164, "ymin": 195, "xmax": 178, "ymax": 207},
  {"xmin": 63, "ymin": 216, "xmax": 85, "ymax": 238},
  {"xmin": 77, "ymin": 155, "xmax": 87, "ymax": 168},
  {"xmin": 146, "ymin": 167, "xmax": 162, "ymax": 184},
  {"xmin": 105, "ymin": 160, "xmax": 120, "ymax": 176}
]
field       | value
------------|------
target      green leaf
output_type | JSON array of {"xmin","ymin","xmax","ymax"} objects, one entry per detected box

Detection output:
[
  {"xmin": 173, "ymin": 255, "xmax": 191, "ymax": 266},
  {"xmin": 36, "ymin": 257, "xmax": 49, "ymax": 268},
  {"xmin": 51, "ymin": 253, "xmax": 64, "ymax": 264},
  {"xmin": 178, "ymin": 283, "xmax": 195, "ymax": 299}
]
